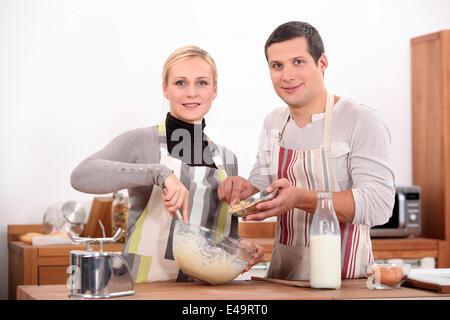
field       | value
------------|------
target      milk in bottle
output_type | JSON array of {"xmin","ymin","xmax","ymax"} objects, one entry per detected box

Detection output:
[{"xmin": 309, "ymin": 192, "xmax": 341, "ymax": 289}]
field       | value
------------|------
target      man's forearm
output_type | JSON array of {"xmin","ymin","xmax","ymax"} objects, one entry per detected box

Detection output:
[{"xmin": 296, "ymin": 188, "xmax": 355, "ymax": 223}]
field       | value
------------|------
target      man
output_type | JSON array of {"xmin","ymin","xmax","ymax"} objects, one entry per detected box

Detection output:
[{"xmin": 218, "ymin": 21, "xmax": 395, "ymax": 280}]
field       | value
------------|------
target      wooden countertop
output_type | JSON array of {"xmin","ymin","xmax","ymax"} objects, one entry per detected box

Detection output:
[{"xmin": 17, "ymin": 279, "xmax": 450, "ymax": 300}]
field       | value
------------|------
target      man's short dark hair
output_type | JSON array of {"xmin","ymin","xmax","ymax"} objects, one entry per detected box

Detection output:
[{"xmin": 264, "ymin": 21, "xmax": 325, "ymax": 65}]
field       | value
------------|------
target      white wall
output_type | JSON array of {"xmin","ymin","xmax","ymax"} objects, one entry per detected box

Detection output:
[{"xmin": 1, "ymin": 0, "xmax": 449, "ymax": 299}]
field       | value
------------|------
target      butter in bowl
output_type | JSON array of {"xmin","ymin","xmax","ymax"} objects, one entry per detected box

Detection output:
[{"xmin": 365, "ymin": 263, "xmax": 412, "ymax": 289}]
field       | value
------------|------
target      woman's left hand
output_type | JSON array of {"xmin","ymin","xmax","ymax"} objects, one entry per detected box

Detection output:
[{"xmin": 239, "ymin": 239, "xmax": 265, "ymax": 273}]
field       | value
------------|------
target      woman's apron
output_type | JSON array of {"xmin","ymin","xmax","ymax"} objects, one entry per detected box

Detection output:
[
  {"xmin": 267, "ymin": 92, "xmax": 373, "ymax": 280},
  {"xmin": 122, "ymin": 123, "xmax": 233, "ymax": 282}
]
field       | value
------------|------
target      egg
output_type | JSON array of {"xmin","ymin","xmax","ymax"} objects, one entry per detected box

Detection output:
[
  {"xmin": 369, "ymin": 266, "xmax": 404, "ymax": 286},
  {"xmin": 389, "ymin": 266, "xmax": 404, "ymax": 283}
]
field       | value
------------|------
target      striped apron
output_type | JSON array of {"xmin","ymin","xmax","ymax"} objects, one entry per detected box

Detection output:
[
  {"xmin": 122, "ymin": 123, "xmax": 233, "ymax": 282},
  {"xmin": 267, "ymin": 92, "xmax": 373, "ymax": 280}
]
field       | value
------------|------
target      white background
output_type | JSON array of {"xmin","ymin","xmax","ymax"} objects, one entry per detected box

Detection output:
[{"xmin": 1, "ymin": 0, "xmax": 449, "ymax": 299}]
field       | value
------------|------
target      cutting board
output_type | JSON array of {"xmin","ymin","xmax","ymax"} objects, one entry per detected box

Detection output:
[
  {"xmin": 403, "ymin": 268, "xmax": 450, "ymax": 294},
  {"xmin": 251, "ymin": 276, "xmax": 310, "ymax": 288},
  {"xmin": 81, "ymin": 196, "xmax": 114, "ymax": 238}
]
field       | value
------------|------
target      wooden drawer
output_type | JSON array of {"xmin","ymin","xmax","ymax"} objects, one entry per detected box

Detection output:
[
  {"xmin": 38, "ymin": 266, "xmax": 69, "ymax": 285},
  {"xmin": 239, "ymin": 221, "xmax": 275, "ymax": 238},
  {"xmin": 372, "ymin": 237, "xmax": 439, "ymax": 260}
]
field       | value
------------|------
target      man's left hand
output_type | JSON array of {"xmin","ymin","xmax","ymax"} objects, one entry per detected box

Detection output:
[{"xmin": 243, "ymin": 178, "xmax": 300, "ymax": 221}]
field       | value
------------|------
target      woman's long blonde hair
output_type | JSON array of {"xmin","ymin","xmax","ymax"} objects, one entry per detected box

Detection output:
[{"xmin": 162, "ymin": 45, "xmax": 218, "ymax": 88}]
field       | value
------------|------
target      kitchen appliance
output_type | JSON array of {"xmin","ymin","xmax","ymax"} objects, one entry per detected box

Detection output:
[
  {"xmin": 67, "ymin": 226, "xmax": 135, "ymax": 298},
  {"xmin": 370, "ymin": 185, "xmax": 421, "ymax": 238}
]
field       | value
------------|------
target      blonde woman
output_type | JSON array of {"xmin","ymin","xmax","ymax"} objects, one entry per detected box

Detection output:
[{"xmin": 71, "ymin": 46, "xmax": 264, "ymax": 282}]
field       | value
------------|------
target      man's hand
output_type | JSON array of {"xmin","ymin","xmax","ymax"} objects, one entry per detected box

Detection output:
[
  {"xmin": 218, "ymin": 176, "xmax": 259, "ymax": 205},
  {"xmin": 243, "ymin": 178, "xmax": 300, "ymax": 221}
]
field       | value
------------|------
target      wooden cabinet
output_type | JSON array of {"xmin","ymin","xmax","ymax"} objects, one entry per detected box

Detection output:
[
  {"xmin": 371, "ymin": 237, "xmax": 439, "ymax": 260},
  {"xmin": 411, "ymin": 30, "xmax": 450, "ymax": 241},
  {"xmin": 411, "ymin": 30, "xmax": 450, "ymax": 267},
  {"xmin": 8, "ymin": 224, "xmax": 123, "ymax": 300}
]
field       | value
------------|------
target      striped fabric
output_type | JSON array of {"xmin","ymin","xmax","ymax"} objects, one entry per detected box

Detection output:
[
  {"xmin": 122, "ymin": 123, "xmax": 236, "ymax": 282},
  {"xmin": 270, "ymin": 92, "xmax": 372, "ymax": 280}
]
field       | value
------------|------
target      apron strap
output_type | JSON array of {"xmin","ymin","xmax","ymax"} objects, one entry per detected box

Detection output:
[
  {"xmin": 157, "ymin": 123, "xmax": 170, "ymax": 157},
  {"xmin": 278, "ymin": 108, "xmax": 291, "ymax": 142},
  {"xmin": 322, "ymin": 91, "xmax": 335, "ymax": 151},
  {"xmin": 322, "ymin": 92, "xmax": 337, "ymax": 192}
]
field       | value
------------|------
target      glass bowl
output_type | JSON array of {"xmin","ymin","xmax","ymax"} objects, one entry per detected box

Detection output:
[
  {"xmin": 364, "ymin": 263, "xmax": 412, "ymax": 289},
  {"xmin": 172, "ymin": 220, "xmax": 255, "ymax": 285}
]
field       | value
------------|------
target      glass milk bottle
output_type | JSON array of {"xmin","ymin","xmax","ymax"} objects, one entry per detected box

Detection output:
[{"xmin": 309, "ymin": 192, "xmax": 341, "ymax": 289}]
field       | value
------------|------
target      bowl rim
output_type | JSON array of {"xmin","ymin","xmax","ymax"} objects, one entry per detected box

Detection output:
[
  {"xmin": 364, "ymin": 262, "xmax": 412, "ymax": 268},
  {"xmin": 363, "ymin": 263, "xmax": 412, "ymax": 275},
  {"xmin": 174, "ymin": 219, "xmax": 256, "ymax": 257}
]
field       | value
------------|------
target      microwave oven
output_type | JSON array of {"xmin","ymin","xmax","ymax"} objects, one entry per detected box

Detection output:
[{"xmin": 370, "ymin": 185, "xmax": 421, "ymax": 238}]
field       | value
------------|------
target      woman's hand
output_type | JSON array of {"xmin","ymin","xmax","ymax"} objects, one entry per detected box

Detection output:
[
  {"xmin": 239, "ymin": 239, "xmax": 265, "ymax": 273},
  {"xmin": 243, "ymin": 178, "xmax": 300, "ymax": 221},
  {"xmin": 218, "ymin": 176, "xmax": 259, "ymax": 205},
  {"xmin": 162, "ymin": 173, "xmax": 189, "ymax": 222}
]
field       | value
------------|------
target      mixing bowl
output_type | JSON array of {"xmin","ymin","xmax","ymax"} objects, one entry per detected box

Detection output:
[{"xmin": 172, "ymin": 219, "xmax": 255, "ymax": 285}]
